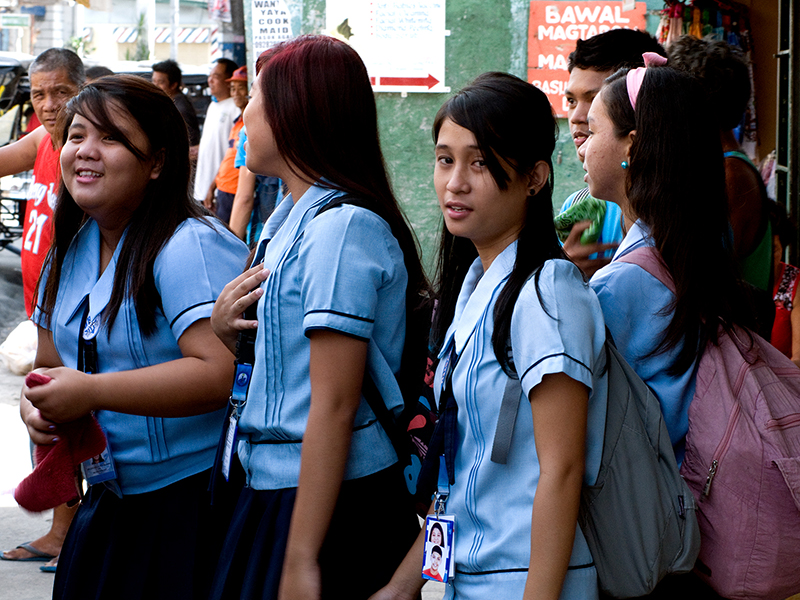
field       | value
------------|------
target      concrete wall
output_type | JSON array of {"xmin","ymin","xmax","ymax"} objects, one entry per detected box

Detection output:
[
  {"xmin": 31, "ymin": 0, "xmax": 72, "ymax": 54},
  {"xmin": 281, "ymin": 1, "xmax": 660, "ymax": 266},
  {"xmin": 258, "ymin": 0, "xmax": 776, "ymax": 267}
]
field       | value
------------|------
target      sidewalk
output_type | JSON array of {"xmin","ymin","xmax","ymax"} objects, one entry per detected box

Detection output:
[
  {"xmin": 0, "ymin": 241, "xmax": 56, "ymax": 599},
  {"xmin": 0, "ymin": 366, "xmax": 55, "ymax": 600}
]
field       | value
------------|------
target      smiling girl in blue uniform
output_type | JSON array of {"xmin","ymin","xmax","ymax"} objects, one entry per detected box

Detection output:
[
  {"xmin": 22, "ymin": 75, "xmax": 248, "ymax": 599},
  {"xmin": 208, "ymin": 36, "xmax": 426, "ymax": 600},
  {"xmin": 373, "ymin": 72, "xmax": 608, "ymax": 600}
]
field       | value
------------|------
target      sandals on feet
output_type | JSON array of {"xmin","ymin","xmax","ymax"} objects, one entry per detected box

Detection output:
[{"xmin": 1, "ymin": 542, "xmax": 57, "ymax": 562}]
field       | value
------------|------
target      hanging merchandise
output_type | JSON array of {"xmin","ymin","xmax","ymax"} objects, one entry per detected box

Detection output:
[
  {"xmin": 658, "ymin": 0, "xmax": 758, "ymax": 154},
  {"xmin": 659, "ymin": 1, "xmax": 751, "ymax": 48}
]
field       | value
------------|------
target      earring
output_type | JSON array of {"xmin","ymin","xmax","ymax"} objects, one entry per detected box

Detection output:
[
  {"xmin": 529, "ymin": 188, "xmax": 536, "ymax": 196},
  {"xmin": 621, "ymin": 161, "xmax": 628, "ymax": 169}
]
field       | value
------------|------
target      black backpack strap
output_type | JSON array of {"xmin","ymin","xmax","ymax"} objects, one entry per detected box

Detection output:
[
  {"xmin": 315, "ymin": 193, "xmax": 374, "ymax": 218},
  {"xmin": 315, "ymin": 194, "xmax": 405, "ymax": 441}
]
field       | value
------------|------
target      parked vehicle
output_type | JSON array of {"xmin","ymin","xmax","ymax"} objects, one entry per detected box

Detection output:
[{"xmin": 0, "ymin": 52, "xmax": 33, "ymax": 253}]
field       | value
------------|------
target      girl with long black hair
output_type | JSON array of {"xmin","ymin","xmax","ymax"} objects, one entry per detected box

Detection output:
[
  {"xmin": 582, "ymin": 56, "xmax": 750, "ymax": 465},
  {"xmin": 373, "ymin": 72, "xmax": 608, "ymax": 600}
]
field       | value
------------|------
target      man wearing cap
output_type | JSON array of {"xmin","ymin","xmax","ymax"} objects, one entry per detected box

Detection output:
[
  {"xmin": 204, "ymin": 65, "xmax": 249, "ymax": 224},
  {"xmin": 193, "ymin": 58, "xmax": 239, "ymax": 205}
]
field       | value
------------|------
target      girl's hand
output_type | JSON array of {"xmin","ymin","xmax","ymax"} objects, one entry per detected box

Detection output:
[
  {"xmin": 562, "ymin": 221, "xmax": 617, "ymax": 278},
  {"xmin": 25, "ymin": 367, "xmax": 94, "ymax": 423},
  {"xmin": 278, "ymin": 555, "xmax": 322, "ymax": 600},
  {"xmin": 211, "ymin": 263, "xmax": 269, "ymax": 354},
  {"xmin": 20, "ymin": 391, "xmax": 59, "ymax": 446}
]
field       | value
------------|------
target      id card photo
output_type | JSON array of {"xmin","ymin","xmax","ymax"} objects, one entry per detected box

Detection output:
[{"xmin": 422, "ymin": 515, "xmax": 455, "ymax": 583}]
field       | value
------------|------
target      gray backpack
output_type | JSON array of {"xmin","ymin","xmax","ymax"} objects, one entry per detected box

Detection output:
[{"xmin": 492, "ymin": 335, "xmax": 701, "ymax": 598}]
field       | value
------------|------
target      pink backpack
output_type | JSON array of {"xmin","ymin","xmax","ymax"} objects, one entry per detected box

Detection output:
[{"xmin": 620, "ymin": 248, "xmax": 800, "ymax": 600}]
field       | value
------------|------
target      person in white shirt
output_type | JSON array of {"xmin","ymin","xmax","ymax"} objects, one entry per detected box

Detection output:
[{"xmin": 193, "ymin": 58, "xmax": 239, "ymax": 205}]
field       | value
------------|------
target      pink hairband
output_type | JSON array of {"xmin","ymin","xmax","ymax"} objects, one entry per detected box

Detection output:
[{"xmin": 626, "ymin": 52, "xmax": 668, "ymax": 111}]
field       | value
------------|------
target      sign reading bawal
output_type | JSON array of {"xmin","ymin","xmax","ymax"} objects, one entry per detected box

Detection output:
[{"xmin": 528, "ymin": 1, "xmax": 647, "ymax": 117}]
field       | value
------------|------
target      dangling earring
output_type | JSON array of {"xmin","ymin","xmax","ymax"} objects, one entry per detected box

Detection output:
[{"xmin": 621, "ymin": 161, "xmax": 628, "ymax": 169}]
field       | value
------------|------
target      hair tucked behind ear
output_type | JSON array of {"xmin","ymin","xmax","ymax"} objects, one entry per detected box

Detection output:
[
  {"xmin": 432, "ymin": 72, "xmax": 565, "ymax": 373},
  {"xmin": 602, "ymin": 66, "xmax": 750, "ymax": 374}
]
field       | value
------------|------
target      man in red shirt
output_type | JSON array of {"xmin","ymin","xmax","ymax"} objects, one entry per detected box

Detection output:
[
  {"xmin": 0, "ymin": 47, "xmax": 83, "ymax": 566},
  {"xmin": 0, "ymin": 48, "xmax": 83, "ymax": 316}
]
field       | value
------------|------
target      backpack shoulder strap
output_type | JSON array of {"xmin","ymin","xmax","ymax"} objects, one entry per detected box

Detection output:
[
  {"xmin": 490, "ymin": 376, "xmax": 522, "ymax": 465},
  {"xmin": 315, "ymin": 193, "xmax": 379, "ymax": 219},
  {"xmin": 616, "ymin": 246, "xmax": 676, "ymax": 294}
]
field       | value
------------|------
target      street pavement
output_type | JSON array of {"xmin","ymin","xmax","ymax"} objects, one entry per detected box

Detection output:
[
  {"xmin": 0, "ymin": 243, "xmax": 444, "ymax": 599},
  {"xmin": 0, "ymin": 242, "xmax": 55, "ymax": 600}
]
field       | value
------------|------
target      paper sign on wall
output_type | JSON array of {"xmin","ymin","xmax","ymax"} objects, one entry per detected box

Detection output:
[
  {"xmin": 326, "ymin": 0, "xmax": 448, "ymax": 94},
  {"xmin": 528, "ymin": 1, "xmax": 647, "ymax": 117},
  {"xmin": 251, "ymin": 0, "xmax": 294, "ymax": 56}
]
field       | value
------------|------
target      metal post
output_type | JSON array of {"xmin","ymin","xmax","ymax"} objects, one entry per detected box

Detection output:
[
  {"xmin": 170, "ymin": 0, "xmax": 179, "ymax": 60},
  {"xmin": 776, "ymin": 0, "xmax": 798, "ymax": 265}
]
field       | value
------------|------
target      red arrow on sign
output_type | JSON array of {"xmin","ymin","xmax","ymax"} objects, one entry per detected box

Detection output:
[{"xmin": 377, "ymin": 74, "xmax": 440, "ymax": 89}]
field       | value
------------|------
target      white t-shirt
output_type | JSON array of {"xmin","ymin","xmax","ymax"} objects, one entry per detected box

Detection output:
[{"xmin": 193, "ymin": 96, "xmax": 240, "ymax": 201}]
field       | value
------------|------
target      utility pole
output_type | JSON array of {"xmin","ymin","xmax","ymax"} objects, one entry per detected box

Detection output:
[{"xmin": 170, "ymin": 0, "xmax": 179, "ymax": 60}]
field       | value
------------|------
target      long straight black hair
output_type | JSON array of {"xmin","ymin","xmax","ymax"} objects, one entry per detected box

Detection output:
[
  {"xmin": 602, "ymin": 66, "xmax": 749, "ymax": 373},
  {"xmin": 431, "ymin": 72, "xmax": 565, "ymax": 373},
  {"xmin": 39, "ymin": 75, "xmax": 206, "ymax": 335}
]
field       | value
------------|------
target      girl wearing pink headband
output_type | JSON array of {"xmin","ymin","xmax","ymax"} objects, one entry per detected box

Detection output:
[
  {"xmin": 626, "ymin": 52, "xmax": 669, "ymax": 110},
  {"xmin": 578, "ymin": 56, "xmax": 754, "ymax": 596}
]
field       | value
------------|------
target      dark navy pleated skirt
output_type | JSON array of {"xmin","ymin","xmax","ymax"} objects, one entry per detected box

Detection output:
[
  {"xmin": 209, "ymin": 463, "xmax": 420, "ymax": 600},
  {"xmin": 53, "ymin": 468, "xmax": 240, "ymax": 600}
]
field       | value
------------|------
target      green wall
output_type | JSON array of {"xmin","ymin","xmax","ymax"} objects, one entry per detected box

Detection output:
[{"xmin": 250, "ymin": 0, "xmax": 664, "ymax": 269}]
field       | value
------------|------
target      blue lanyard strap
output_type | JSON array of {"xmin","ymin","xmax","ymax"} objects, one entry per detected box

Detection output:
[
  {"xmin": 440, "ymin": 343, "xmax": 460, "ymax": 487},
  {"xmin": 434, "ymin": 454, "xmax": 449, "ymax": 516},
  {"xmin": 229, "ymin": 237, "xmax": 270, "ymax": 416},
  {"xmin": 426, "ymin": 341, "xmax": 459, "ymax": 516}
]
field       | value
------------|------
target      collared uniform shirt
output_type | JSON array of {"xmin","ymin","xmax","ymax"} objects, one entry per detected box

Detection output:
[
  {"xmin": 434, "ymin": 242, "xmax": 607, "ymax": 600},
  {"xmin": 34, "ymin": 218, "xmax": 248, "ymax": 494},
  {"xmin": 237, "ymin": 183, "xmax": 408, "ymax": 490},
  {"xmin": 590, "ymin": 220, "xmax": 698, "ymax": 462}
]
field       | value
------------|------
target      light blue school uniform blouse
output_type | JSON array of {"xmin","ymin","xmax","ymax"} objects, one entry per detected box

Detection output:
[
  {"xmin": 434, "ymin": 242, "xmax": 607, "ymax": 600},
  {"xmin": 590, "ymin": 220, "xmax": 698, "ymax": 463},
  {"xmin": 236, "ymin": 183, "xmax": 408, "ymax": 490},
  {"xmin": 35, "ymin": 218, "xmax": 249, "ymax": 495}
]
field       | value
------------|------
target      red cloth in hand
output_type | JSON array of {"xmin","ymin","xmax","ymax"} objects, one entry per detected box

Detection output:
[{"xmin": 14, "ymin": 373, "xmax": 107, "ymax": 513}]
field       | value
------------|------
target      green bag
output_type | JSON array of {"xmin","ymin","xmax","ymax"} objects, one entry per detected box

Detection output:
[{"xmin": 554, "ymin": 189, "xmax": 607, "ymax": 245}]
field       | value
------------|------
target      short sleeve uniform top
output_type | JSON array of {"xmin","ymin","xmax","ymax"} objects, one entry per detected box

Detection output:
[
  {"xmin": 236, "ymin": 183, "xmax": 408, "ymax": 490},
  {"xmin": 34, "ymin": 218, "xmax": 249, "ymax": 494},
  {"xmin": 434, "ymin": 242, "xmax": 608, "ymax": 600},
  {"xmin": 590, "ymin": 220, "xmax": 698, "ymax": 462}
]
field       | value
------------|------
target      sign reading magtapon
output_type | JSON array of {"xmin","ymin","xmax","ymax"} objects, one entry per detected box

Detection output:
[
  {"xmin": 528, "ymin": 1, "xmax": 647, "ymax": 117},
  {"xmin": 326, "ymin": 0, "xmax": 448, "ymax": 94}
]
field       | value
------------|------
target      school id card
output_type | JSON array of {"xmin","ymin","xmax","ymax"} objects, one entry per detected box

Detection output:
[{"xmin": 422, "ymin": 515, "xmax": 455, "ymax": 583}]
